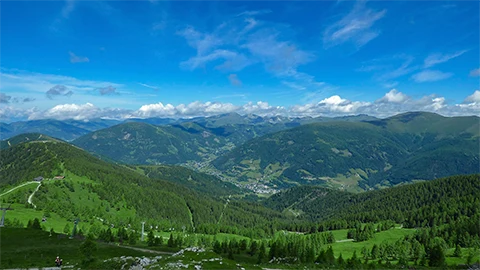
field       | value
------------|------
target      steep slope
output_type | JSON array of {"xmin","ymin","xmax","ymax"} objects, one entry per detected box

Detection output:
[
  {"xmin": 134, "ymin": 165, "xmax": 245, "ymax": 197},
  {"xmin": 264, "ymin": 174, "xmax": 480, "ymax": 226},
  {"xmin": 213, "ymin": 112, "xmax": 479, "ymax": 190},
  {"xmin": 73, "ymin": 122, "xmax": 230, "ymax": 165},
  {"xmin": 0, "ymin": 140, "xmax": 288, "ymax": 234}
]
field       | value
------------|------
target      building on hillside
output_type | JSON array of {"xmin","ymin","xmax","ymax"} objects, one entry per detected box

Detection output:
[
  {"xmin": 33, "ymin": 176, "xmax": 44, "ymax": 182},
  {"xmin": 54, "ymin": 176, "xmax": 65, "ymax": 179}
]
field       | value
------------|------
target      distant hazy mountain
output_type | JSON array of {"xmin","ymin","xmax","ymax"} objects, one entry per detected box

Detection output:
[
  {"xmin": 0, "ymin": 113, "xmax": 376, "ymax": 142},
  {"xmin": 213, "ymin": 112, "xmax": 479, "ymax": 190},
  {"xmin": 72, "ymin": 113, "xmax": 378, "ymax": 165},
  {"xmin": 0, "ymin": 119, "xmax": 121, "ymax": 141}
]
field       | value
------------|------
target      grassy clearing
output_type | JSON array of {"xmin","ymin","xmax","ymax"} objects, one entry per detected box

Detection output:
[{"xmin": 330, "ymin": 228, "xmax": 416, "ymax": 258}]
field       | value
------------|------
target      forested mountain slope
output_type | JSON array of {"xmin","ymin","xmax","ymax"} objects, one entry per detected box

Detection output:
[
  {"xmin": 214, "ymin": 112, "xmax": 479, "ymax": 189},
  {"xmin": 133, "ymin": 164, "xmax": 245, "ymax": 197},
  {"xmin": 264, "ymin": 174, "xmax": 480, "ymax": 227},
  {"xmin": 71, "ymin": 113, "xmax": 379, "ymax": 166},
  {"xmin": 0, "ymin": 133, "xmax": 62, "ymax": 150},
  {"xmin": 73, "ymin": 122, "xmax": 230, "ymax": 165},
  {"xmin": 0, "ymin": 140, "xmax": 289, "ymax": 236}
]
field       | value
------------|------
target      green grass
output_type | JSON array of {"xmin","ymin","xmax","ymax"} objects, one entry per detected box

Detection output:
[
  {"xmin": 0, "ymin": 227, "xmax": 153, "ymax": 269},
  {"xmin": 330, "ymin": 228, "xmax": 416, "ymax": 258}
]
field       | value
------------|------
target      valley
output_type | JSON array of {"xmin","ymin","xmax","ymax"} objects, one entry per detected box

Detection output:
[{"xmin": 0, "ymin": 112, "xmax": 479, "ymax": 269}]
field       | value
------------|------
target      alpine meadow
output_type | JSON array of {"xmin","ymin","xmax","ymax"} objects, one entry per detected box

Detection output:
[{"xmin": 1, "ymin": 1, "xmax": 479, "ymax": 270}]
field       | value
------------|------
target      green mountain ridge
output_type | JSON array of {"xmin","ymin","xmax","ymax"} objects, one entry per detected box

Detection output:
[
  {"xmin": 213, "ymin": 112, "xmax": 479, "ymax": 190},
  {"xmin": 0, "ymin": 140, "xmax": 288, "ymax": 236},
  {"xmin": 70, "ymin": 113, "xmax": 381, "ymax": 166},
  {"xmin": 73, "ymin": 122, "xmax": 231, "ymax": 165},
  {"xmin": 264, "ymin": 174, "xmax": 480, "ymax": 226}
]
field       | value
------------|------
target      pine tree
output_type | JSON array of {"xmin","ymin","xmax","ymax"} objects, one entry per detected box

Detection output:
[
  {"xmin": 337, "ymin": 253, "xmax": 345, "ymax": 266},
  {"xmin": 63, "ymin": 223, "xmax": 71, "ymax": 234},
  {"xmin": 128, "ymin": 231, "xmax": 137, "ymax": 245},
  {"xmin": 147, "ymin": 230, "xmax": 155, "ymax": 246},
  {"xmin": 371, "ymin": 244, "xmax": 379, "ymax": 259},
  {"xmin": 453, "ymin": 244, "xmax": 462, "ymax": 257},
  {"xmin": 80, "ymin": 235, "xmax": 97, "ymax": 265},
  {"xmin": 428, "ymin": 244, "xmax": 445, "ymax": 267},
  {"xmin": 257, "ymin": 242, "xmax": 266, "ymax": 264},
  {"xmin": 213, "ymin": 240, "xmax": 222, "ymax": 254},
  {"xmin": 167, "ymin": 233, "xmax": 175, "ymax": 247},
  {"xmin": 249, "ymin": 241, "xmax": 258, "ymax": 256},
  {"xmin": 325, "ymin": 246, "xmax": 335, "ymax": 265}
]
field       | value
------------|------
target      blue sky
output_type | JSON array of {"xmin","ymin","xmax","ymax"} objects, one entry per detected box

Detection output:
[{"xmin": 0, "ymin": 0, "xmax": 479, "ymax": 121}]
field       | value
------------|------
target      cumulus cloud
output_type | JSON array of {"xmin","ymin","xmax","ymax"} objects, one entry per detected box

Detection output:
[
  {"xmin": 411, "ymin": 70, "xmax": 452, "ymax": 82},
  {"xmin": 137, "ymin": 101, "xmax": 239, "ymax": 118},
  {"xmin": 464, "ymin": 90, "xmax": 480, "ymax": 103},
  {"xmin": 27, "ymin": 103, "xmax": 132, "ymax": 121},
  {"xmin": 377, "ymin": 89, "xmax": 409, "ymax": 103},
  {"xmin": 323, "ymin": 1, "xmax": 386, "ymax": 48},
  {"xmin": 424, "ymin": 50, "xmax": 468, "ymax": 68},
  {"xmin": 228, "ymin": 74, "xmax": 242, "ymax": 86},
  {"xmin": 69, "ymin": 51, "xmax": 89, "ymax": 63},
  {"xmin": 46, "ymin": 85, "xmax": 73, "ymax": 99},
  {"xmin": 3, "ymin": 90, "xmax": 479, "ymax": 122},
  {"xmin": 469, "ymin": 68, "xmax": 480, "ymax": 77}
]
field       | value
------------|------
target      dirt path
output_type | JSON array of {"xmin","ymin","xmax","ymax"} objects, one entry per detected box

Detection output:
[
  {"xmin": 27, "ymin": 183, "xmax": 42, "ymax": 209},
  {"xmin": 0, "ymin": 181, "xmax": 38, "ymax": 198},
  {"xmin": 217, "ymin": 195, "xmax": 231, "ymax": 225},
  {"xmin": 336, "ymin": 239, "xmax": 354, "ymax": 243},
  {"xmin": 108, "ymin": 243, "xmax": 174, "ymax": 255}
]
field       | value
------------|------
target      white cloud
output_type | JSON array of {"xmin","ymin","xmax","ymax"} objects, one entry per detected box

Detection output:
[
  {"xmin": 240, "ymin": 101, "xmax": 284, "ymax": 115},
  {"xmin": 411, "ymin": 70, "xmax": 453, "ymax": 82},
  {"xmin": 424, "ymin": 50, "xmax": 468, "ymax": 68},
  {"xmin": 177, "ymin": 15, "xmax": 317, "ymax": 87},
  {"xmin": 359, "ymin": 55, "xmax": 419, "ymax": 87},
  {"xmin": 69, "ymin": 51, "xmax": 89, "ymax": 63},
  {"xmin": 377, "ymin": 89, "xmax": 409, "ymax": 103},
  {"xmin": 61, "ymin": 0, "xmax": 76, "ymax": 18},
  {"xmin": 3, "ymin": 90, "xmax": 479, "ymax": 122},
  {"xmin": 136, "ymin": 101, "xmax": 239, "ymax": 118},
  {"xmin": 464, "ymin": 90, "xmax": 480, "ymax": 103},
  {"xmin": 27, "ymin": 103, "xmax": 131, "ymax": 121},
  {"xmin": 228, "ymin": 74, "xmax": 242, "ymax": 86},
  {"xmin": 323, "ymin": 2, "xmax": 386, "ymax": 48},
  {"xmin": 469, "ymin": 68, "xmax": 480, "ymax": 77},
  {"xmin": 0, "ymin": 69, "xmax": 123, "ymax": 95},
  {"xmin": 138, "ymin": 83, "xmax": 160, "ymax": 91},
  {"xmin": 236, "ymin": 10, "xmax": 272, "ymax": 17},
  {"xmin": 46, "ymin": 85, "xmax": 73, "ymax": 99}
]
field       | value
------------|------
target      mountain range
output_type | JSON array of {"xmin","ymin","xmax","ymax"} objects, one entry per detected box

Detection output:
[{"xmin": 1, "ymin": 112, "xmax": 478, "ymax": 193}]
